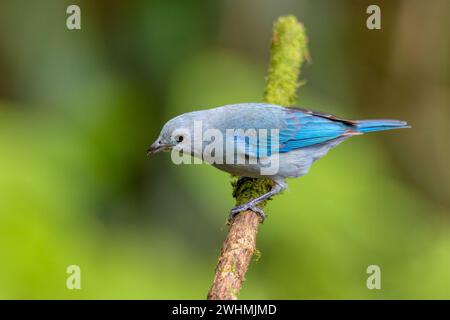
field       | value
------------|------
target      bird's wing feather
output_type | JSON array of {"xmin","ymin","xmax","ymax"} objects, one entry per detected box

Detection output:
[
  {"xmin": 278, "ymin": 107, "xmax": 355, "ymax": 152},
  {"xmin": 220, "ymin": 104, "xmax": 356, "ymax": 156}
]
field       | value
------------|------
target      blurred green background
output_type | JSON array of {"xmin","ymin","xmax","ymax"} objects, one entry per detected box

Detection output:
[{"xmin": 0, "ymin": 0, "xmax": 449, "ymax": 299}]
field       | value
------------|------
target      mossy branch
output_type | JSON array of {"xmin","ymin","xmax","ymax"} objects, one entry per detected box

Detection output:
[
  {"xmin": 207, "ymin": 15, "xmax": 308, "ymax": 300},
  {"xmin": 264, "ymin": 15, "xmax": 308, "ymax": 106}
]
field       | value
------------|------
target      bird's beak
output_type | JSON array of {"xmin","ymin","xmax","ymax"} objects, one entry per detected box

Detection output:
[{"xmin": 146, "ymin": 141, "xmax": 170, "ymax": 155}]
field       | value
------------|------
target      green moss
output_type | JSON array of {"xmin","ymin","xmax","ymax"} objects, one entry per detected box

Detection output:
[
  {"xmin": 232, "ymin": 176, "xmax": 274, "ymax": 206},
  {"xmin": 232, "ymin": 15, "xmax": 308, "ymax": 210},
  {"xmin": 263, "ymin": 15, "xmax": 309, "ymax": 106},
  {"xmin": 231, "ymin": 258, "xmax": 237, "ymax": 274}
]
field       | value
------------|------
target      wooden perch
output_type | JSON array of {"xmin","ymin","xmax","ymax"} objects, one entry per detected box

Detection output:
[{"xmin": 207, "ymin": 15, "xmax": 308, "ymax": 300}]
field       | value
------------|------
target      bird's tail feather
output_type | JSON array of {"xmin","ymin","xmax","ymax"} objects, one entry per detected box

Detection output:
[{"xmin": 354, "ymin": 119, "xmax": 410, "ymax": 133}]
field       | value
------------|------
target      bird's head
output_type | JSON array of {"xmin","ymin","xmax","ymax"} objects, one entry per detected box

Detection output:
[{"xmin": 147, "ymin": 112, "xmax": 200, "ymax": 156}]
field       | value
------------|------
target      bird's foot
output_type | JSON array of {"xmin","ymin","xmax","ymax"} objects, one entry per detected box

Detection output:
[{"xmin": 228, "ymin": 202, "xmax": 266, "ymax": 224}]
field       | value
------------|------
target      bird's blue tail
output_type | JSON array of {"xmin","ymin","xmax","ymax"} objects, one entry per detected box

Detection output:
[{"xmin": 354, "ymin": 119, "xmax": 410, "ymax": 133}]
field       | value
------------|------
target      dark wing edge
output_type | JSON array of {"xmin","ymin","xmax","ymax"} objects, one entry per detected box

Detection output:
[{"xmin": 288, "ymin": 106, "xmax": 358, "ymax": 126}]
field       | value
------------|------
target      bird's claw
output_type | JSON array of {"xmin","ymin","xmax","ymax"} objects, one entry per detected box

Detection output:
[{"xmin": 228, "ymin": 203, "xmax": 266, "ymax": 223}]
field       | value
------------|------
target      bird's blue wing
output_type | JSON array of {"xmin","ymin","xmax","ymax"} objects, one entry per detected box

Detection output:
[
  {"xmin": 278, "ymin": 108, "xmax": 356, "ymax": 152},
  {"xmin": 221, "ymin": 104, "xmax": 356, "ymax": 157}
]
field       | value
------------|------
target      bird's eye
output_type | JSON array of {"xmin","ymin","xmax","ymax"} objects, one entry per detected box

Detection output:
[{"xmin": 175, "ymin": 135, "xmax": 184, "ymax": 143}]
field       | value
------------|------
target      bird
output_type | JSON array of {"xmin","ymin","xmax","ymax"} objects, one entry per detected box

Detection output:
[{"xmin": 147, "ymin": 103, "xmax": 409, "ymax": 221}]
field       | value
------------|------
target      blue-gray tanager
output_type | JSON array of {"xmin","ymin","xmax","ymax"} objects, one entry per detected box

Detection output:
[{"xmin": 148, "ymin": 103, "xmax": 409, "ymax": 220}]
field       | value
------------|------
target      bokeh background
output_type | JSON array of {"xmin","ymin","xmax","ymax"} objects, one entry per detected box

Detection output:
[{"xmin": 0, "ymin": 0, "xmax": 449, "ymax": 299}]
